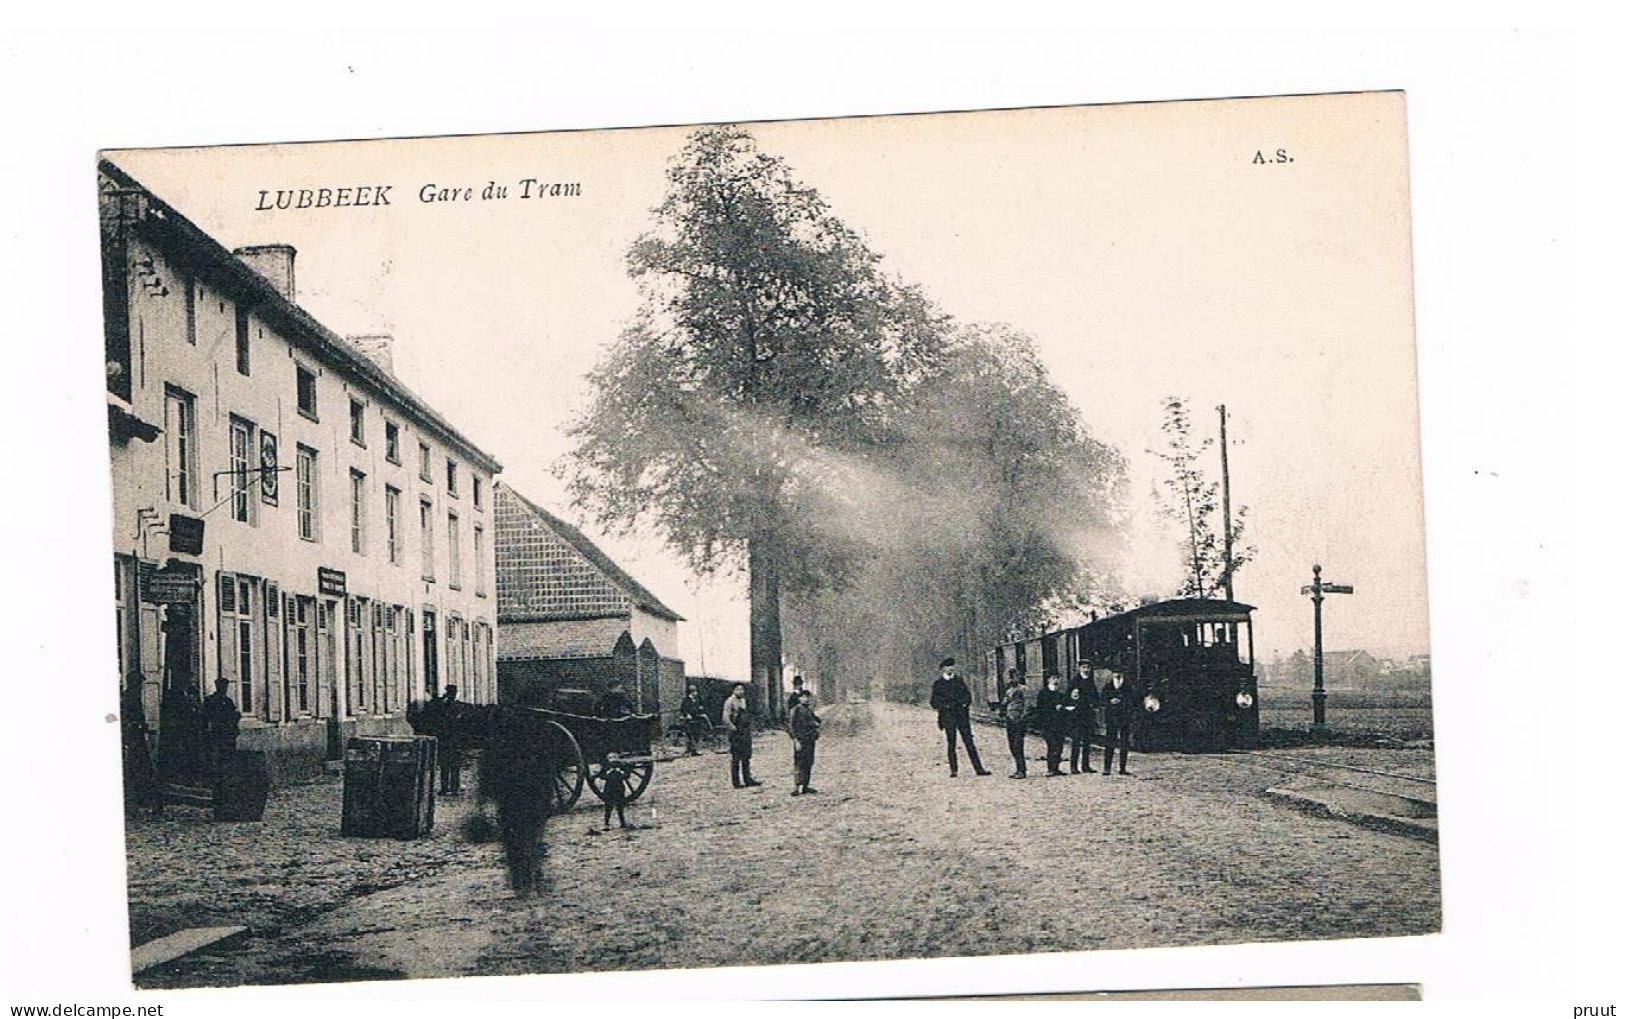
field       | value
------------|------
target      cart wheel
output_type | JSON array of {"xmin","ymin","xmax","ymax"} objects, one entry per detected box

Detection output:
[
  {"xmin": 586, "ymin": 759, "xmax": 654, "ymax": 803},
  {"xmin": 545, "ymin": 721, "xmax": 585, "ymax": 812}
]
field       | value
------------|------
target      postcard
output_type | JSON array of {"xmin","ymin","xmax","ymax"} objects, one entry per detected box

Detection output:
[{"xmin": 99, "ymin": 91, "xmax": 1436, "ymax": 991}]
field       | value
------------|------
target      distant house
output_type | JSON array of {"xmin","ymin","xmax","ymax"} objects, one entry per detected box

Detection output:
[
  {"xmin": 494, "ymin": 484, "xmax": 686, "ymax": 723},
  {"xmin": 1321, "ymin": 650, "xmax": 1382, "ymax": 688}
]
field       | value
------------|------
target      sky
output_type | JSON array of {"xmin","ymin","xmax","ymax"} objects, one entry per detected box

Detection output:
[{"xmin": 106, "ymin": 91, "xmax": 1429, "ymax": 676}]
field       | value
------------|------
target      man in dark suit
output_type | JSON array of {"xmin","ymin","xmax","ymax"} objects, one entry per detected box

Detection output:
[
  {"xmin": 1101, "ymin": 672, "xmax": 1137, "ymax": 776},
  {"xmin": 929, "ymin": 658, "xmax": 990, "ymax": 777},
  {"xmin": 202, "ymin": 678, "xmax": 241, "ymax": 790},
  {"xmin": 1068, "ymin": 665, "xmax": 1099, "ymax": 774},
  {"xmin": 678, "ymin": 684, "xmax": 708, "ymax": 756},
  {"xmin": 1035, "ymin": 673, "xmax": 1069, "ymax": 776},
  {"xmin": 426, "ymin": 685, "xmax": 466, "ymax": 794}
]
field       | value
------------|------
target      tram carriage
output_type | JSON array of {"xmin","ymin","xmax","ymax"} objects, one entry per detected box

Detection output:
[{"xmin": 991, "ymin": 598, "xmax": 1259, "ymax": 751}]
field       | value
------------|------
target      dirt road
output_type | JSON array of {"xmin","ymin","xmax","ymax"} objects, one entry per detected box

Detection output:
[{"xmin": 133, "ymin": 701, "xmax": 1439, "ymax": 988}]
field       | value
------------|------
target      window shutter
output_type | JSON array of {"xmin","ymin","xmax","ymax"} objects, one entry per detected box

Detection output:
[
  {"xmin": 314, "ymin": 603, "xmax": 330, "ymax": 720},
  {"xmin": 264, "ymin": 581, "xmax": 283, "ymax": 722},
  {"xmin": 216, "ymin": 572, "xmax": 237, "ymax": 689},
  {"xmin": 139, "ymin": 604, "xmax": 161, "ymax": 681}
]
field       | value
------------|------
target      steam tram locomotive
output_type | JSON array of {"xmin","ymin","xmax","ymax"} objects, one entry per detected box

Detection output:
[{"xmin": 986, "ymin": 599, "xmax": 1260, "ymax": 751}]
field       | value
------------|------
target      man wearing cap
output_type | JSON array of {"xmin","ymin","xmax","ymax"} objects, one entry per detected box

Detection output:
[{"xmin": 929, "ymin": 657, "xmax": 991, "ymax": 777}]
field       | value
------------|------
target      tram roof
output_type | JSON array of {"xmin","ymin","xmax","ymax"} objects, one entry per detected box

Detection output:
[{"xmin": 1078, "ymin": 598, "xmax": 1256, "ymax": 633}]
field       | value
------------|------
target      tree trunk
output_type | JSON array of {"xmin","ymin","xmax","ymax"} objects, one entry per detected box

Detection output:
[{"xmin": 749, "ymin": 534, "xmax": 784, "ymax": 721}]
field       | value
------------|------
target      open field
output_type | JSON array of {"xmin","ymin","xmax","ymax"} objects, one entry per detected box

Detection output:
[{"xmin": 1259, "ymin": 688, "xmax": 1433, "ymax": 741}]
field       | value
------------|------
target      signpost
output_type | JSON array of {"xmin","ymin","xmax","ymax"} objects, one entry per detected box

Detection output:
[{"xmin": 1300, "ymin": 564, "xmax": 1354, "ymax": 730}]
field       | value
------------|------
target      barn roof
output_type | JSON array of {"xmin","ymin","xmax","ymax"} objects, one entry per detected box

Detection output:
[{"xmin": 495, "ymin": 483, "xmax": 683, "ymax": 623}]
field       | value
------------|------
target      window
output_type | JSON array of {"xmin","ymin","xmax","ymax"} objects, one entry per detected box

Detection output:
[
  {"xmin": 419, "ymin": 497, "xmax": 435, "ymax": 580},
  {"xmin": 296, "ymin": 445, "xmax": 319, "ymax": 541},
  {"xmin": 474, "ymin": 524, "xmax": 486, "ymax": 597},
  {"xmin": 348, "ymin": 597, "xmax": 367, "ymax": 712},
  {"xmin": 418, "ymin": 441, "xmax": 432, "ymax": 482},
  {"xmin": 385, "ymin": 486, "xmax": 402, "ymax": 564},
  {"xmin": 296, "ymin": 364, "xmax": 318, "ymax": 419},
  {"xmin": 349, "ymin": 398, "xmax": 366, "ymax": 446},
  {"xmin": 218, "ymin": 572, "xmax": 255, "ymax": 715},
  {"xmin": 422, "ymin": 609, "xmax": 439, "ymax": 696},
  {"xmin": 164, "ymin": 386, "xmax": 198, "ymax": 509},
  {"xmin": 447, "ymin": 511, "xmax": 461, "ymax": 589},
  {"xmin": 472, "ymin": 476, "xmax": 483, "ymax": 510},
  {"xmin": 349, "ymin": 470, "xmax": 367, "ymax": 554},
  {"xmin": 235, "ymin": 305, "xmax": 251, "ymax": 375},
  {"xmin": 229, "ymin": 416, "xmax": 256, "ymax": 524},
  {"xmin": 384, "ymin": 421, "xmax": 400, "ymax": 464},
  {"xmin": 445, "ymin": 459, "xmax": 459, "ymax": 497},
  {"xmin": 290, "ymin": 595, "xmax": 312, "ymax": 714}
]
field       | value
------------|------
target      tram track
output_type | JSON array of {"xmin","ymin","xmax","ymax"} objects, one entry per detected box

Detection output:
[
  {"xmin": 1228, "ymin": 749, "xmax": 1436, "ymax": 791},
  {"xmin": 1213, "ymin": 747, "xmax": 1438, "ymax": 842}
]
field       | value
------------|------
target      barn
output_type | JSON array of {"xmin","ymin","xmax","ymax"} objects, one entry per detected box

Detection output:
[{"xmin": 493, "ymin": 484, "xmax": 686, "ymax": 725}]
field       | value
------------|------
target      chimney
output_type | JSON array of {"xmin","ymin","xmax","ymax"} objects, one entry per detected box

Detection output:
[
  {"xmin": 232, "ymin": 244, "xmax": 297, "ymax": 302},
  {"xmin": 348, "ymin": 334, "xmax": 395, "ymax": 374}
]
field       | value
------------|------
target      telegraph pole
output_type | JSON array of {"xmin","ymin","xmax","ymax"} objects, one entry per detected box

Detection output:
[
  {"xmin": 1218, "ymin": 404, "xmax": 1234, "ymax": 602},
  {"xmin": 1301, "ymin": 564, "xmax": 1354, "ymax": 730}
]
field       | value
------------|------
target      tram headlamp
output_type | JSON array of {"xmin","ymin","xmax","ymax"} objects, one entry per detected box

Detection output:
[
  {"xmin": 1235, "ymin": 692, "xmax": 1254, "ymax": 710},
  {"xmin": 1143, "ymin": 695, "xmax": 1161, "ymax": 713}
]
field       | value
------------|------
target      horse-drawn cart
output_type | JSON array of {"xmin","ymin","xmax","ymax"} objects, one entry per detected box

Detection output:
[
  {"xmin": 527, "ymin": 708, "xmax": 661, "ymax": 810},
  {"xmin": 412, "ymin": 701, "xmax": 662, "ymax": 813}
]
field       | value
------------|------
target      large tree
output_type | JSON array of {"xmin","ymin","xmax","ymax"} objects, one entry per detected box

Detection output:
[{"xmin": 566, "ymin": 125, "xmax": 944, "ymax": 717}]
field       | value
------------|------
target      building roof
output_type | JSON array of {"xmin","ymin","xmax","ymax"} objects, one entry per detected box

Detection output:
[
  {"xmin": 98, "ymin": 159, "xmax": 502, "ymax": 474},
  {"xmin": 496, "ymin": 483, "xmax": 683, "ymax": 623},
  {"xmin": 498, "ymin": 617, "xmax": 636, "ymax": 661}
]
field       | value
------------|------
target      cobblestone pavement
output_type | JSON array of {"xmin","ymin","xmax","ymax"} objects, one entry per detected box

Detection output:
[{"xmin": 133, "ymin": 701, "xmax": 1440, "ymax": 988}]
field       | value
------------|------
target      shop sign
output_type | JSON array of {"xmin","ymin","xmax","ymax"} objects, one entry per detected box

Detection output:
[
  {"xmin": 144, "ymin": 563, "xmax": 200, "ymax": 604},
  {"xmin": 318, "ymin": 567, "xmax": 348, "ymax": 598},
  {"xmin": 168, "ymin": 513, "xmax": 205, "ymax": 555}
]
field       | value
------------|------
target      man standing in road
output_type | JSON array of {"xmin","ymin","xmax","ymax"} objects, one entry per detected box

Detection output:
[
  {"xmin": 723, "ymin": 683, "xmax": 762, "ymax": 788},
  {"xmin": 1036, "ymin": 673, "xmax": 1069, "ymax": 776},
  {"xmin": 1000, "ymin": 670, "xmax": 1030, "ymax": 779},
  {"xmin": 1068, "ymin": 665, "xmax": 1099, "ymax": 774},
  {"xmin": 430, "ymin": 685, "xmax": 465, "ymax": 794},
  {"xmin": 202, "ymin": 677, "xmax": 241, "ymax": 790},
  {"xmin": 678, "ymin": 684, "xmax": 708, "ymax": 756},
  {"xmin": 929, "ymin": 657, "xmax": 991, "ymax": 778},
  {"xmin": 1101, "ymin": 672, "xmax": 1136, "ymax": 776}
]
